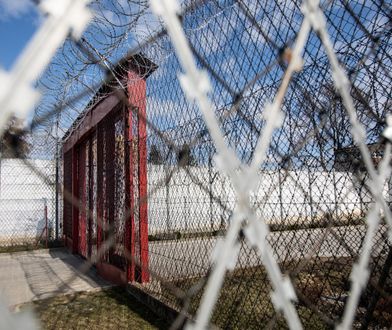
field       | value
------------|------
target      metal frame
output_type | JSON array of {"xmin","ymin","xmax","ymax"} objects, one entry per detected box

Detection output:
[{"xmin": 62, "ymin": 54, "xmax": 156, "ymax": 283}]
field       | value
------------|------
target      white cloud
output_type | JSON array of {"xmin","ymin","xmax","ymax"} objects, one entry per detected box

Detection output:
[{"xmin": 0, "ymin": 0, "xmax": 34, "ymax": 21}]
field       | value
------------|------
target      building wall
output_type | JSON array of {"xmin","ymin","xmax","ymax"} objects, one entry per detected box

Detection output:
[{"xmin": 147, "ymin": 165, "xmax": 388, "ymax": 235}]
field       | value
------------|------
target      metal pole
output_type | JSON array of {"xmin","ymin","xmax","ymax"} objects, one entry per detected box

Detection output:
[
  {"xmin": 209, "ymin": 156, "xmax": 214, "ymax": 232},
  {"xmin": 308, "ymin": 168, "xmax": 315, "ymax": 221},
  {"xmin": 278, "ymin": 168, "xmax": 284, "ymax": 227},
  {"xmin": 332, "ymin": 168, "xmax": 339, "ymax": 223},
  {"xmin": 166, "ymin": 166, "xmax": 170, "ymax": 232},
  {"xmin": 55, "ymin": 140, "xmax": 59, "ymax": 241},
  {"xmin": 44, "ymin": 198, "xmax": 48, "ymax": 248}
]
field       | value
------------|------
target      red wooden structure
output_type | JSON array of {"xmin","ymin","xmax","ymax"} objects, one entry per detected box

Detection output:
[{"xmin": 62, "ymin": 54, "xmax": 156, "ymax": 284}]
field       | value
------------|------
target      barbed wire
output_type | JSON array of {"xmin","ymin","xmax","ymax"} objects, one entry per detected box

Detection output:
[{"xmin": 0, "ymin": 0, "xmax": 391, "ymax": 329}]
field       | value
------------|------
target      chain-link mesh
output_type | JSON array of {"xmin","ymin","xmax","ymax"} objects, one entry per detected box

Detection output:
[
  {"xmin": 0, "ymin": 0, "xmax": 391, "ymax": 329},
  {"xmin": 0, "ymin": 136, "xmax": 58, "ymax": 249},
  {"xmin": 137, "ymin": 1, "xmax": 391, "ymax": 327}
]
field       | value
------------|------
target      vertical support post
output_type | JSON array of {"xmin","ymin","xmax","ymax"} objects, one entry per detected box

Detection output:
[
  {"xmin": 78, "ymin": 143, "xmax": 87, "ymax": 257},
  {"xmin": 63, "ymin": 151, "xmax": 70, "ymax": 247},
  {"xmin": 96, "ymin": 125, "xmax": 104, "ymax": 260},
  {"xmin": 278, "ymin": 169, "xmax": 284, "ymax": 227},
  {"xmin": 209, "ymin": 155, "xmax": 214, "ymax": 231},
  {"xmin": 125, "ymin": 106, "xmax": 135, "ymax": 282},
  {"xmin": 106, "ymin": 117, "xmax": 116, "ymax": 263},
  {"xmin": 55, "ymin": 140, "xmax": 59, "ymax": 241},
  {"xmin": 166, "ymin": 166, "xmax": 170, "ymax": 232},
  {"xmin": 88, "ymin": 138, "xmax": 94, "ymax": 258},
  {"xmin": 62, "ymin": 152, "xmax": 66, "ymax": 244},
  {"xmin": 308, "ymin": 169, "xmax": 315, "ymax": 222},
  {"xmin": 72, "ymin": 147, "xmax": 79, "ymax": 254},
  {"xmin": 128, "ymin": 71, "xmax": 149, "ymax": 283},
  {"xmin": 44, "ymin": 198, "xmax": 48, "ymax": 248},
  {"xmin": 138, "ymin": 87, "xmax": 149, "ymax": 283},
  {"xmin": 332, "ymin": 168, "xmax": 339, "ymax": 223},
  {"xmin": 359, "ymin": 173, "xmax": 366, "ymax": 218}
]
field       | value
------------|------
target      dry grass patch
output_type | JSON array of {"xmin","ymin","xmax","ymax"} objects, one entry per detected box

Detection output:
[{"xmin": 23, "ymin": 287, "xmax": 169, "ymax": 330}]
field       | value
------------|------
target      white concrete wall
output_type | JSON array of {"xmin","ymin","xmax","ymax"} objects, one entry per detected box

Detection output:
[
  {"xmin": 147, "ymin": 165, "xmax": 388, "ymax": 235},
  {"xmin": 0, "ymin": 159, "xmax": 56, "ymax": 244},
  {"xmin": 1, "ymin": 160, "xmax": 387, "ymax": 244}
]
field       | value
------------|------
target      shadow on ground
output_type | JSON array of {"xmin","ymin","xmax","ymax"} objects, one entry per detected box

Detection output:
[
  {"xmin": 0, "ymin": 248, "xmax": 109, "ymax": 307},
  {"xmin": 27, "ymin": 287, "xmax": 169, "ymax": 329}
]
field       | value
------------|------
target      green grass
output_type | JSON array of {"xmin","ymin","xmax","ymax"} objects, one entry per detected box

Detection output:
[
  {"xmin": 18, "ymin": 258, "xmax": 390, "ymax": 329},
  {"xmin": 23, "ymin": 287, "xmax": 169, "ymax": 330},
  {"xmin": 159, "ymin": 257, "xmax": 391, "ymax": 329},
  {"xmin": 160, "ymin": 259, "xmax": 358, "ymax": 329}
]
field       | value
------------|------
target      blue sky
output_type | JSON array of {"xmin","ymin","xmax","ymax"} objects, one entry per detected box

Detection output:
[
  {"xmin": 0, "ymin": 0, "xmax": 39, "ymax": 70},
  {"xmin": 0, "ymin": 0, "xmax": 388, "ymax": 156}
]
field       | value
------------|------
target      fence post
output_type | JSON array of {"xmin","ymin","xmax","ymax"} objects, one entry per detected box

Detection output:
[
  {"xmin": 72, "ymin": 147, "xmax": 79, "ymax": 254},
  {"xmin": 125, "ymin": 107, "xmax": 135, "ymax": 282},
  {"xmin": 55, "ymin": 140, "xmax": 59, "ymax": 241},
  {"xmin": 44, "ymin": 198, "xmax": 48, "ymax": 248},
  {"xmin": 359, "ymin": 173, "xmax": 367, "ymax": 218},
  {"xmin": 128, "ymin": 70, "xmax": 149, "ymax": 283},
  {"xmin": 105, "ymin": 116, "xmax": 116, "ymax": 263},
  {"xmin": 166, "ymin": 165, "xmax": 170, "ymax": 233},
  {"xmin": 88, "ymin": 138, "xmax": 94, "ymax": 258},
  {"xmin": 138, "ymin": 101, "xmax": 149, "ymax": 282},
  {"xmin": 308, "ymin": 169, "xmax": 315, "ymax": 222},
  {"xmin": 209, "ymin": 156, "xmax": 214, "ymax": 232},
  {"xmin": 332, "ymin": 168, "xmax": 339, "ymax": 223},
  {"xmin": 278, "ymin": 169, "xmax": 284, "ymax": 227},
  {"xmin": 96, "ymin": 125, "xmax": 104, "ymax": 262}
]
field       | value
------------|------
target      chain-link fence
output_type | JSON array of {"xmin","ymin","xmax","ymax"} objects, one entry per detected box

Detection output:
[
  {"xmin": 0, "ymin": 135, "xmax": 59, "ymax": 249},
  {"xmin": 0, "ymin": 0, "xmax": 391, "ymax": 329},
  {"xmin": 138, "ymin": 1, "xmax": 391, "ymax": 328}
]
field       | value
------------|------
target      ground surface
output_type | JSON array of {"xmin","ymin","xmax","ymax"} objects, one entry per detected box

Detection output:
[
  {"xmin": 149, "ymin": 225, "xmax": 388, "ymax": 278},
  {"xmin": 0, "ymin": 248, "xmax": 110, "ymax": 307},
  {"xmin": 162, "ymin": 258, "xmax": 391, "ymax": 329},
  {"xmin": 24, "ymin": 287, "xmax": 169, "ymax": 330}
]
